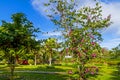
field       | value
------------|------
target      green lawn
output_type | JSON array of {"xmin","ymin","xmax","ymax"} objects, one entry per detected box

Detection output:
[
  {"xmin": 0, "ymin": 72, "xmax": 70, "ymax": 80},
  {"xmin": 0, "ymin": 65, "xmax": 72, "ymax": 80},
  {"xmin": 0, "ymin": 61, "xmax": 119, "ymax": 80},
  {"xmin": 89, "ymin": 65, "xmax": 120, "ymax": 80}
]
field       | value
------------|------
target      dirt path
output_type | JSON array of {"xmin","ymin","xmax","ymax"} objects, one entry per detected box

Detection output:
[{"xmin": 0, "ymin": 71, "xmax": 66, "ymax": 74}]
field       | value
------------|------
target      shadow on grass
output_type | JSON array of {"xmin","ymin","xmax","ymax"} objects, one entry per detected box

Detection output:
[
  {"xmin": 110, "ymin": 63, "xmax": 120, "ymax": 80},
  {"xmin": 34, "ymin": 66, "xmax": 66, "ymax": 72},
  {"xmin": 0, "ymin": 72, "xmax": 70, "ymax": 80},
  {"xmin": 0, "ymin": 65, "xmax": 71, "ymax": 80},
  {"xmin": 14, "ymin": 65, "xmax": 72, "ymax": 72}
]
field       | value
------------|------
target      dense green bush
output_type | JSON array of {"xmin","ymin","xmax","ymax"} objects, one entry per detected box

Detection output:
[{"xmin": 28, "ymin": 59, "xmax": 34, "ymax": 65}]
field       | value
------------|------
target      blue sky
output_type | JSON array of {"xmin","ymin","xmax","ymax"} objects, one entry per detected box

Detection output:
[{"xmin": 0, "ymin": 0, "xmax": 120, "ymax": 49}]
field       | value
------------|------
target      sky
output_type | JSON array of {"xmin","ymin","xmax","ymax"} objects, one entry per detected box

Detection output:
[{"xmin": 0, "ymin": 0, "xmax": 120, "ymax": 50}]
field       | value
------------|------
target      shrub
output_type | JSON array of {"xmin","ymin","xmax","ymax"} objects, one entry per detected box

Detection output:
[
  {"xmin": 22, "ymin": 60, "xmax": 29, "ymax": 65},
  {"xmin": 28, "ymin": 59, "xmax": 34, "ymax": 65}
]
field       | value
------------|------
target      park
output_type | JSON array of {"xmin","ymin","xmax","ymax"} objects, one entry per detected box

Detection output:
[{"xmin": 0, "ymin": 0, "xmax": 120, "ymax": 80}]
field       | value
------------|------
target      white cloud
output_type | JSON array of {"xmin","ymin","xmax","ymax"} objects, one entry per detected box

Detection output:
[
  {"xmin": 31, "ymin": 0, "xmax": 120, "ymax": 49},
  {"xmin": 101, "ymin": 2, "xmax": 120, "ymax": 36},
  {"xmin": 99, "ymin": 1, "xmax": 120, "ymax": 49},
  {"xmin": 31, "ymin": 0, "xmax": 120, "ymax": 34},
  {"xmin": 31, "ymin": 0, "xmax": 58, "ymax": 18},
  {"xmin": 31, "ymin": 0, "xmax": 49, "ymax": 17},
  {"xmin": 100, "ymin": 38, "xmax": 120, "ymax": 49},
  {"xmin": 75, "ymin": 0, "xmax": 120, "ymax": 36},
  {"xmin": 43, "ymin": 31, "xmax": 62, "ymax": 37}
]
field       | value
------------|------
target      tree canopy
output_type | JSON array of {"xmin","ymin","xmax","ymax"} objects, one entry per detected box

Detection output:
[{"xmin": 0, "ymin": 13, "xmax": 40, "ymax": 80}]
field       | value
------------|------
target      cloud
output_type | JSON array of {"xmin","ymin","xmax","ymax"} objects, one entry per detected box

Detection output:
[
  {"xmin": 100, "ymin": 38, "xmax": 120, "ymax": 49},
  {"xmin": 31, "ymin": 0, "xmax": 120, "ymax": 34},
  {"xmin": 31, "ymin": 0, "xmax": 120, "ymax": 49},
  {"xmin": 31, "ymin": 0, "xmax": 48, "ymax": 17},
  {"xmin": 101, "ymin": 2, "xmax": 120, "ymax": 36},
  {"xmin": 43, "ymin": 31, "xmax": 62, "ymax": 37},
  {"xmin": 31, "ymin": 0, "xmax": 58, "ymax": 18}
]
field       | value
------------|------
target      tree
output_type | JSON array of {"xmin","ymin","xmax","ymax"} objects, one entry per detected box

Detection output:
[
  {"xmin": 28, "ymin": 39, "xmax": 41, "ymax": 65},
  {"xmin": 0, "ymin": 13, "xmax": 39, "ymax": 80},
  {"xmin": 44, "ymin": 38, "xmax": 59, "ymax": 66},
  {"xmin": 111, "ymin": 44, "xmax": 120, "ymax": 59},
  {"xmin": 45, "ymin": 0, "xmax": 111, "ymax": 79}
]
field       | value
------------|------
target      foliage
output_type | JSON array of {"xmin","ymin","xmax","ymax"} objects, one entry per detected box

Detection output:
[
  {"xmin": 0, "ymin": 63, "xmax": 119, "ymax": 80},
  {"xmin": 111, "ymin": 44, "xmax": 120, "ymax": 59},
  {"xmin": 45, "ymin": 0, "xmax": 111, "ymax": 79},
  {"xmin": 43, "ymin": 38, "xmax": 60, "ymax": 66},
  {"xmin": 0, "ymin": 13, "xmax": 39, "ymax": 80},
  {"xmin": 28, "ymin": 59, "xmax": 34, "ymax": 65}
]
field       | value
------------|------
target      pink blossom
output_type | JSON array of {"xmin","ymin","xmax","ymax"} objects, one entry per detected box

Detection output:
[
  {"xmin": 91, "ymin": 53, "xmax": 96, "ymax": 58},
  {"xmin": 88, "ymin": 34, "xmax": 94, "ymax": 38},
  {"xmin": 90, "ymin": 35, "xmax": 94, "ymax": 39},
  {"xmin": 91, "ymin": 71, "xmax": 94, "ymax": 75},
  {"xmin": 85, "ymin": 68, "xmax": 90, "ymax": 73},
  {"xmin": 81, "ymin": 38, "xmax": 84, "ymax": 42},
  {"xmin": 68, "ymin": 70, "xmax": 73, "ymax": 74},
  {"xmin": 91, "ymin": 42, "xmax": 96, "ymax": 45}
]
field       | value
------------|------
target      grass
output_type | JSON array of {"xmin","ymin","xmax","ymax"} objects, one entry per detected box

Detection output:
[
  {"xmin": 0, "ymin": 59, "xmax": 119, "ymax": 80},
  {"xmin": 0, "ymin": 64, "xmax": 72, "ymax": 80},
  {"xmin": 89, "ymin": 59, "xmax": 120, "ymax": 80},
  {"xmin": 0, "ymin": 72, "xmax": 70, "ymax": 80},
  {"xmin": 0, "ymin": 64, "xmax": 74, "ymax": 72},
  {"xmin": 94, "ymin": 66, "xmax": 118, "ymax": 80}
]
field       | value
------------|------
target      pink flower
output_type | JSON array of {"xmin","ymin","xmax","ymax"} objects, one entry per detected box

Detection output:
[
  {"xmin": 88, "ymin": 34, "xmax": 94, "ymax": 38},
  {"xmin": 68, "ymin": 70, "xmax": 73, "ymax": 74},
  {"xmin": 85, "ymin": 68, "xmax": 90, "ymax": 73},
  {"xmin": 91, "ymin": 42, "xmax": 96, "ymax": 45},
  {"xmin": 91, "ymin": 53, "xmax": 96, "ymax": 58},
  {"xmin": 90, "ymin": 35, "xmax": 94, "ymax": 39},
  {"xmin": 91, "ymin": 71, "xmax": 94, "ymax": 75},
  {"xmin": 75, "ymin": 48, "xmax": 78, "ymax": 51},
  {"xmin": 81, "ymin": 38, "xmax": 84, "ymax": 42}
]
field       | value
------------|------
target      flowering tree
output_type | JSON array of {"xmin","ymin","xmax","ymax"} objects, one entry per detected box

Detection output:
[{"xmin": 45, "ymin": 0, "xmax": 111, "ymax": 79}]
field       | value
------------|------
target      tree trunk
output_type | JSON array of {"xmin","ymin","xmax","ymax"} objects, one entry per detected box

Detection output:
[
  {"xmin": 60, "ymin": 54, "xmax": 62, "ymax": 64},
  {"xmin": 9, "ymin": 56, "xmax": 16, "ymax": 80},
  {"xmin": 49, "ymin": 53, "xmax": 52, "ymax": 66},
  {"xmin": 34, "ymin": 54, "xmax": 37, "ymax": 66},
  {"xmin": 10, "ymin": 64, "xmax": 15, "ymax": 80}
]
